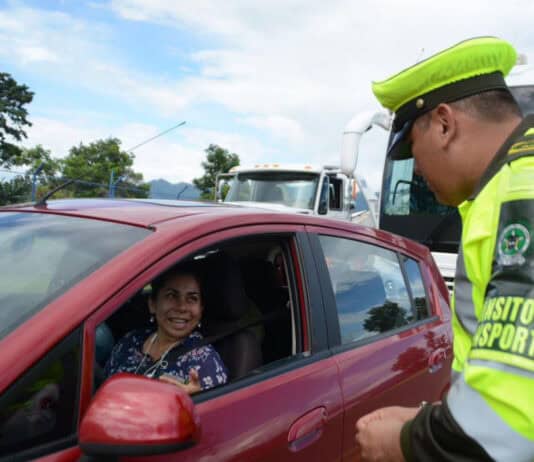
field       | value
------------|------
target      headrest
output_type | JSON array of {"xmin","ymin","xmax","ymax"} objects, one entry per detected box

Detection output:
[{"xmin": 202, "ymin": 253, "xmax": 249, "ymax": 322}]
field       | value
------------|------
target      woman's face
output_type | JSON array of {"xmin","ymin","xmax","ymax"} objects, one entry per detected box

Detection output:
[{"xmin": 149, "ymin": 273, "xmax": 203, "ymax": 342}]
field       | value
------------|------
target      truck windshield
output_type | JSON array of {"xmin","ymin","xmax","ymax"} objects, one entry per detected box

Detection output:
[
  {"xmin": 0, "ymin": 212, "xmax": 151, "ymax": 340},
  {"xmin": 380, "ymin": 157, "xmax": 460, "ymax": 253},
  {"xmin": 225, "ymin": 171, "xmax": 320, "ymax": 210},
  {"xmin": 379, "ymin": 84, "xmax": 534, "ymax": 253}
]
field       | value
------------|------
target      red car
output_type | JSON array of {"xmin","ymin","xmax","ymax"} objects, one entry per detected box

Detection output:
[{"xmin": 0, "ymin": 199, "xmax": 452, "ymax": 462}]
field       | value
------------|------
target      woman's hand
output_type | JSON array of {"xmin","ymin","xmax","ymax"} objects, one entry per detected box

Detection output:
[{"xmin": 159, "ymin": 368, "xmax": 201, "ymax": 395}]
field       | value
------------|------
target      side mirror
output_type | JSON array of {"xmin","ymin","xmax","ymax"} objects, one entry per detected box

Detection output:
[
  {"xmin": 318, "ymin": 199, "xmax": 328, "ymax": 215},
  {"xmin": 318, "ymin": 177, "xmax": 329, "ymax": 215},
  {"xmin": 79, "ymin": 374, "xmax": 199, "ymax": 458}
]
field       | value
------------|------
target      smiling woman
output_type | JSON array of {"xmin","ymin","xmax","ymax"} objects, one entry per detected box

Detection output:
[{"xmin": 104, "ymin": 263, "xmax": 229, "ymax": 395}]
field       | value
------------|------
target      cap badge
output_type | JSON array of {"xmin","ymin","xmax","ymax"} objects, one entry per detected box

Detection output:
[{"xmin": 416, "ymin": 98, "xmax": 425, "ymax": 109}]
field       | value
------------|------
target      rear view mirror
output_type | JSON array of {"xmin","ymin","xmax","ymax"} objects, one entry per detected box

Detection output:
[{"xmin": 79, "ymin": 373, "xmax": 199, "ymax": 458}]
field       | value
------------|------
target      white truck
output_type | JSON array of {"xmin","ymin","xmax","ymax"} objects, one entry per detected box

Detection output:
[
  {"xmin": 218, "ymin": 163, "xmax": 377, "ymax": 227},
  {"xmin": 341, "ymin": 63, "xmax": 534, "ymax": 293}
]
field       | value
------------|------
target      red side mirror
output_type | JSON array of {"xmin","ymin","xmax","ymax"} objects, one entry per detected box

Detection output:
[{"xmin": 79, "ymin": 373, "xmax": 199, "ymax": 457}]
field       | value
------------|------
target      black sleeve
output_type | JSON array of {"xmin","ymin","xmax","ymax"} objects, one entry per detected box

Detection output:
[{"xmin": 400, "ymin": 399, "xmax": 493, "ymax": 462}]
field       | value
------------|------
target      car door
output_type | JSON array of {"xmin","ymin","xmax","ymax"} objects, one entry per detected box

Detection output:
[
  {"xmin": 305, "ymin": 226, "xmax": 452, "ymax": 461},
  {"xmin": 77, "ymin": 225, "xmax": 344, "ymax": 462}
]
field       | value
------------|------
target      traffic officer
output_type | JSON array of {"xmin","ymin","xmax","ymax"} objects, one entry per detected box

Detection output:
[{"xmin": 355, "ymin": 36, "xmax": 534, "ymax": 461}]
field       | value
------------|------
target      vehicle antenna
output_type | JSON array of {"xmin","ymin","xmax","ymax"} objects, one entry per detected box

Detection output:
[{"xmin": 35, "ymin": 180, "xmax": 75, "ymax": 207}]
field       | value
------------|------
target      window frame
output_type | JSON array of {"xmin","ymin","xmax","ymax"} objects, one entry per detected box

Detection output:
[
  {"xmin": 399, "ymin": 254, "xmax": 432, "ymax": 321},
  {"xmin": 82, "ymin": 224, "xmax": 328, "ymax": 411},
  {"xmin": 306, "ymin": 229, "xmax": 439, "ymax": 352}
]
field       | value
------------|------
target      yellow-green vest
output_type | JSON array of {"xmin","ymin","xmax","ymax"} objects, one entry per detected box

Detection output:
[{"xmin": 448, "ymin": 115, "xmax": 534, "ymax": 461}]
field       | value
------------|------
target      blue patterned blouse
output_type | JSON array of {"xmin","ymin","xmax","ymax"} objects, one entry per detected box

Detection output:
[{"xmin": 104, "ymin": 328, "xmax": 228, "ymax": 391}]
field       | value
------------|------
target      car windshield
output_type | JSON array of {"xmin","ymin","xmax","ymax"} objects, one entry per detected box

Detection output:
[
  {"xmin": 0, "ymin": 212, "xmax": 151, "ymax": 340},
  {"xmin": 225, "ymin": 171, "xmax": 320, "ymax": 210}
]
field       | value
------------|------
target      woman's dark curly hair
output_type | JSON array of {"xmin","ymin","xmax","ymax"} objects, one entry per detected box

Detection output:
[{"xmin": 150, "ymin": 261, "xmax": 206, "ymax": 303}]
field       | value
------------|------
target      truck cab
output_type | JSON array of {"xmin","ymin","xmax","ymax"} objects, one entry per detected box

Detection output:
[{"xmin": 219, "ymin": 164, "xmax": 376, "ymax": 226}]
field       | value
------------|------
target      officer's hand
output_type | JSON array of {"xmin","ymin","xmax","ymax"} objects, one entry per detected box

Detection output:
[{"xmin": 355, "ymin": 406, "xmax": 417, "ymax": 462}]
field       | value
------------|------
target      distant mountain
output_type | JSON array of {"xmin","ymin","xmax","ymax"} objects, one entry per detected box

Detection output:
[{"xmin": 149, "ymin": 179, "xmax": 201, "ymax": 200}]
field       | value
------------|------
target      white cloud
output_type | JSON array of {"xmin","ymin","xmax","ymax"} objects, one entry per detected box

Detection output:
[
  {"xmin": 242, "ymin": 115, "xmax": 305, "ymax": 144},
  {"xmin": 23, "ymin": 116, "xmax": 275, "ymax": 183},
  {"xmin": 24, "ymin": 117, "xmax": 103, "ymax": 158},
  {"xmin": 5, "ymin": 0, "xmax": 534, "ymax": 194},
  {"xmin": 18, "ymin": 45, "xmax": 58, "ymax": 64},
  {"xmin": 107, "ymin": 0, "xmax": 534, "ymax": 193}
]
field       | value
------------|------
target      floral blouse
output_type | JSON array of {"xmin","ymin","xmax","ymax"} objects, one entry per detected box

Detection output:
[{"xmin": 104, "ymin": 328, "xmax": 228, "ymax": 391}]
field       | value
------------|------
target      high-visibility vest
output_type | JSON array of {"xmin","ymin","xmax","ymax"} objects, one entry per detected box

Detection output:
[{"xmin": 448, "ymin": 115, "xmax": 534, "ymax": 461}]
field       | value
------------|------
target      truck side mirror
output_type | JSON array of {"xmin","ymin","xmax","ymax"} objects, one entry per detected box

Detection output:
[{"xmin": 318, "ymin": 178, "xmax": 329, "ymax": 215}]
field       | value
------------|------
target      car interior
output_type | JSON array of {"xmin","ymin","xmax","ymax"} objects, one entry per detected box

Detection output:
[{"xmin": 95, "ymin": 235, "xmax": 298, "ymax": 390}]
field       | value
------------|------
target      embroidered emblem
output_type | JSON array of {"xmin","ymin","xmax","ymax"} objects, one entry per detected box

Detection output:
[{"xmin": 498, "ymin": 223, "xmax": 530, "ymax": 266}]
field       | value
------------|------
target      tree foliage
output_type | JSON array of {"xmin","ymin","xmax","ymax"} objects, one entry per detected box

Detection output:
[
  {"xmin": 0, "ymin": 175, "xmax": 31, "ymax": 205},
  {"xmin": 61, "ymin": 138, "xmax": 149, "ymax": 198},
  {"xmin": 13, "ymin": 145, "xmax": 61, "ymax": 180},
  {"xmin": 193, "ymin": 144, "xmax": 239, "ymax": 200},
  {"xmin": 363, "ymin": 301, "xmax": 408, "ymax": 333},
  {"xmin": 0, "ymin": 73, "xmax": 34, "ymax": 166},
  {"xmin": 0, "ymin": 145, "xmax": 60, "ymax": 204}
]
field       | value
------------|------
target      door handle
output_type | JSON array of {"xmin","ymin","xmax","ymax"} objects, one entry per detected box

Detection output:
[
  {"xmin": 428, "ymin": 348, "xmax": 447, "ymax": 373},
  {"xmin": 288, "ymin": 407, "xmax": 327, "ymax": 452}
]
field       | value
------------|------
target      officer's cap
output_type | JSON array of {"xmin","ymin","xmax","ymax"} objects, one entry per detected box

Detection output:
[{"xmin": 372, "ymin": 37, "xmax": 517, "ymax": 160}]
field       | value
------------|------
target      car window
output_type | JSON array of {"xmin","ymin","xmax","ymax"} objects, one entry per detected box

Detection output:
[
  {"xmin": 0, "ymin": 212, "xmax": 151, "ymax": 340},
  {"xmin": 95, "ymin": 235, "xmax": 301, "ymax": 393},
  {"xmin": 0, "ymin": 329, "xmax": 81, "ymax": 460},
  {"xmin": 318, "ymin": 235, "xmax": 413, "ymax": 344},
  {"xmin": 402, "ymin": 256, "xmax": 430, "ymax": 320}
]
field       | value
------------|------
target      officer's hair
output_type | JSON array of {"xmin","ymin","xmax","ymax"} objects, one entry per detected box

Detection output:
[
  {"xmin": 415, "ymin": 90, "xmax": 522, "ymax": 129},
  {"xmin": 450, "ymin": 90, "xmax": 522, "ymax": 122}
]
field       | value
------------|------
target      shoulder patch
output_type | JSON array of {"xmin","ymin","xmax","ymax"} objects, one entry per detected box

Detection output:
[
  {"xmin": 494, "ymin": 200, "xmax": 534, "ymax": 270},
  {"xmin": 498, "ymin": 223, "xmax": 531, "ymax": 266}
]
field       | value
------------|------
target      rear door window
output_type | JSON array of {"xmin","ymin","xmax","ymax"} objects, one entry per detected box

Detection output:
[{"xmin": 318, "ymin": 235, "xmax": 413, "ymax": 344}]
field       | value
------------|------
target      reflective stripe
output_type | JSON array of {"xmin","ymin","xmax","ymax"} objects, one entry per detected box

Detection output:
[
  {"xmin": 448, "ymin": 375, "xmax": 534, "ymax": 461},
  {"xmin": 454, "ymin": 244, "xmax": 478, "ymax": 334},
  {"xmin": 450, "ymin": 368, "xmax": 461, "ymax": 385},
  {"xmin": 470, "ymin": 358, "xmax": 534, "ymax": 380}
]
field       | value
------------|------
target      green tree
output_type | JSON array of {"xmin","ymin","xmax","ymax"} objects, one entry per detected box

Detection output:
[
  {"xmin": 61, "ymin": 138, "xmax": 149, "ymax": 198},
  {"xmin": 193, "ymin": 144, "xmax": 239, "ymax": 200},
  {"xmin": 0, "ymin": 145, "xmax": 60, "ymax": 204},
  {"xmin": 363, "ymin": 301, "xmax": 408, "ymax": 333},
  {"xmin": 0, "ymin": 175, "xmax": 31, "ymax": 205},
  {"xmin": 0, "ymin": 73, "xmax": 34, "ymax": 166},
  {"xmin": 13, "ymin": 145, "xmax": 61, "ymax": 180}
]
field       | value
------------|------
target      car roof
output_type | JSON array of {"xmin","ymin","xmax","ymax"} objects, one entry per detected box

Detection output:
[
  {"xmin": 0, "ymin": 198, "xmax": 227, "ymax": 228},
  {"xmin": 0, "ymin": 198, "xmax": 428, "ymax": 256}
]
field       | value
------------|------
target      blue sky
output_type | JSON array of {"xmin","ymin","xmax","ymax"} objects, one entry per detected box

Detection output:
[{"xmin": 1, "ymin": 0, "xmax": 534, "ymax": 191}]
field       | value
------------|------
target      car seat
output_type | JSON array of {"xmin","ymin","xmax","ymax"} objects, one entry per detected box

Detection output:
[
  {"xmin": 239, "ymin": 257, "xmax": 292, "ymax": 363},
  {"xmin": 201, "ymin": 253, "xmax": 263, "ymax": 380}
]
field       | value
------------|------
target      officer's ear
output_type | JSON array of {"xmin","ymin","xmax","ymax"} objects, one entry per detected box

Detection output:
[{"xmin": 434, "ymin": 103, "xmax": 456, "ymax": 149}]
